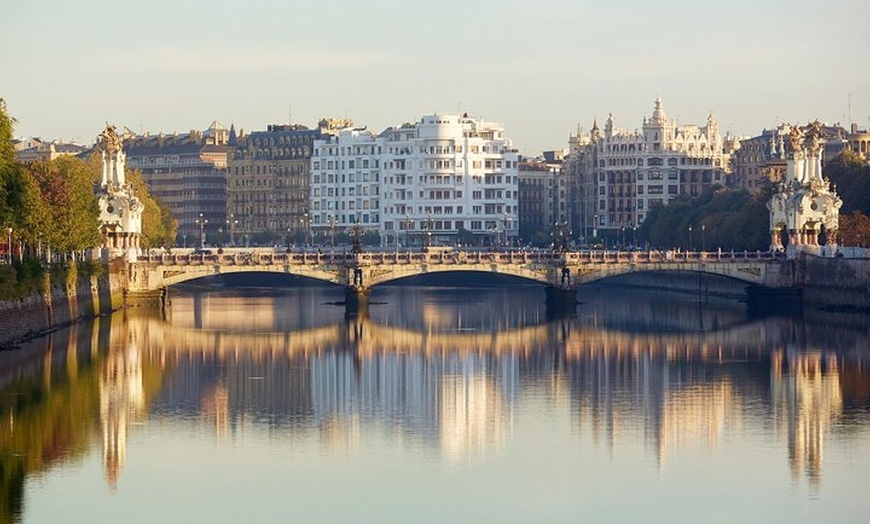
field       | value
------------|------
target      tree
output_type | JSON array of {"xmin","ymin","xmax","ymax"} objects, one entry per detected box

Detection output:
[
  {"xmin": 638, "ymin": 186, "xmax": 769, "ymax": 251},
  {"xmin": 25, "ymin": 156, "xmax": 101, "ymax": 252},
  {"xmin": 125, "ymin": 167, "xmax": 176, "ymax": 248},
  {"xmin": 826, "ymin": 150, "xmax": 870, "ymax": 214},
  {"xmin": 0, "ymin": 98, "xmax": 27, "ymax": 232},
  {"xmin": 838, "ymin": 211, "xmax": 870, "ymax": 247}
]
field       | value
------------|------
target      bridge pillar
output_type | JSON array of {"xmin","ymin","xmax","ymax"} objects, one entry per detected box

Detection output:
[
  {"xmin": 344, "ymin": 287, "xmax": 369, "ymax": 317},
  {"xmin": 545, "ymin": 286, "xmax": 577, "ymax": 318},
  {"xmin": 125, "ymin": 288, "xmax": 167, "ymax": 310}
]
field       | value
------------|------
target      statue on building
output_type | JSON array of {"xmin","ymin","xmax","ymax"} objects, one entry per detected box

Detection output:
[
  {"xmin": 788, "ymin": 125, "xmax": 803, "ymax": 156},
  {"xmin": 805, "ymin": 120, "xmax": 823, "ymax": 157},
  {"xmin": 97, "ymin": 123, "xmax": 128, "ymax": 189}
]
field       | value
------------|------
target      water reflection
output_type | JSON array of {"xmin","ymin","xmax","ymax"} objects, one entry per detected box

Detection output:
[{"xmin": 1, "ymin": 285, "xmax": 869, "ymax": 522}]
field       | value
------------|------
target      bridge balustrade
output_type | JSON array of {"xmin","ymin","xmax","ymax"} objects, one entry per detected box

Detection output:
[{"xmin": 142, "ymin": 249, "xmax": 778, "ymax": 268}]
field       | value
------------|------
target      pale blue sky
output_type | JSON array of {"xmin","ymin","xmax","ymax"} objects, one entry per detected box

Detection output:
[{"xmin": 2, "ymin": 0, "xmax": 868, "ymax": 154}]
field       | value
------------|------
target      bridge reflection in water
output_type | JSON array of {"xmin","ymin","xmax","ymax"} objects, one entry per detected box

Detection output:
[{"xmin": 71, "ymin": 290, "xmax": 866, "ymax": 491}]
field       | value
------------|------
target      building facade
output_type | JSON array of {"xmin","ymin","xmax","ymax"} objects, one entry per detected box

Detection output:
[
  {"xmin": 310, "ymin": 127, "xmax": 381, "ymax": 244},
  {"xmin": 378, "ymin": 114, "xmax": 519, "ymax": 247},
  {"xmin": 732, "ymin": 123, "xmax": 856, "ymax": 193},
  {"xmin": 567, "ymin": 98, "xmax": 731, "ymax": 237},
  {"xmin": 14, "ymin": 139, "xmax": 87, "ymax": 163},
  {"xmin": 517, "ymin": 160, "xmax": 568, "ymax": 245},
  {"xmin": 124, "ymin": 122, "xmax": 229, "ymax": 246},
  {"xmin": 227, "ymin": 119, "xmax": 351, "ymax": 245}
]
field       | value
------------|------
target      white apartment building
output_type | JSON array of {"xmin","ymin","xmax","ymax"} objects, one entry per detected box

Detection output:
[
  {"xmin": 380, "ymin": 114, "xmax": 519, "ymax": 247},
  {"xmin": 310, "ymin": 113, "xmax": 520, "ymax": 247},
  {"xmin": 310, "ymin": 128, "xmax": 381, "ymax": 241}
]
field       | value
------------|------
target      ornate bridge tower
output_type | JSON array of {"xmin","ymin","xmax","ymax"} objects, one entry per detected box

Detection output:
[
  {"xmin": 768, "ymin": 121, "xmax": 841, "ymax": 257},
  {"xmin": 97, "ymin": 124, "xmax": 143, "ymax": 261}
]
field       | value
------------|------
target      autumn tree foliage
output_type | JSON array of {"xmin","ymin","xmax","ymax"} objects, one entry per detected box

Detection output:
[{"xmin": 2, "ymin": 98, "xmax": 175, "ymax": 257}]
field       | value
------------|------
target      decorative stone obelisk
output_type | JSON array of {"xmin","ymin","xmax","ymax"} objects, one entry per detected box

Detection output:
[
  {"xmin": 97, "ymin": 124, "xmax": 143, "ymax": 261},
  {"xmin": 768, "ymin": 121, "xmax": 842, "ymax": 257}
]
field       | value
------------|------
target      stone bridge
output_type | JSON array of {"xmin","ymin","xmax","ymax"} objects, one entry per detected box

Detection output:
[{"xmin": 126, "ymin": 249, "xmax": 792, "ymax": 311}]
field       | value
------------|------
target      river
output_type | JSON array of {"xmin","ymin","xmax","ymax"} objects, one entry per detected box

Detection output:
[{"xmin": 1, "ymin": 278, "xmax": 869, "ymax": 523}]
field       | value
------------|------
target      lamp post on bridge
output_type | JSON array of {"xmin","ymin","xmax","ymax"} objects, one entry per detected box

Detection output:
[
  {"xmin": 404, "ymin": 213, "xmax": 410, "ymax": 250},
  {"xmin": 196, "ymin": 213, "xmax": 208, "ymax": 249},
  {"xmin": 701, "ymin": 224, "xmax": 706, "ymax": 253},
  {"xmin": 423, "ymin": 213, "xmax": 432, "ymax": 252},
  {"xmin": 227, "ymin": 214, "xmax": 238, "ymax": 246},
  {"xmin": 689, "ymin": 225, "xmax": 692, "ymax": 251},
  {"xmin": 327, "ymin": 215, "xmax": 336, "ymax": 247},
  {"xmin": 593, "ymin": 214, "xmax": 598, "ymax": 241}
]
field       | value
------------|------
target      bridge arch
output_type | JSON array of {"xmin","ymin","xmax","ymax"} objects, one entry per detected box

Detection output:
[
  {"xmin": 126, "ymin": 250, "xmax": 782, "ymax": 297},
  {"xmin": 362, "ymin": 264, "xmax": 553, "ymax": 288}
]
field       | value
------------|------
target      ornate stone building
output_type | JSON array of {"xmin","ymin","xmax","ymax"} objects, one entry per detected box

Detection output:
[
  {"xmin": 566, "ymin": 98, "xmax": 732, "ymax": 238},
  {"xmin": 768, "ymin": 122, "xmax": 842, "ymax": 255},
  {"xmin": 96, "ymin": 124, "xmax": 142, "ymax": 260},
  {"xmin": 732, "ymin": 123, "xmax": 855, "ymax": 193}
]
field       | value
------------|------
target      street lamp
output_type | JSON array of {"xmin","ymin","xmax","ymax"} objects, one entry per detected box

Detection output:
[
  {"xmin": 593, "ymin": 214, "xmax": 598, "ymax": 240},
  {"xmin": 404, "ymin": 212, "xmax": 410, "ymax": 249},
  {"xmin": 226, "ymin": 214, "xmax": 238, "ymax": 246},
  {"xmin": 328, "ymin": 215, "xmax": 335, "ymax": 247},
  {"xmin": 196, "ymin": 213, "xmax": 208, "ymax": 248},
  {"xmin": 701, "ymin": 224, "xmax": 706, "ymax": 253},
  {"xmin": 302, "ymin": 212, "xmax": 309, "ymax": 246},
  {"xmin": 423, "ymin": 213, "xmax": 432, "ymax": 251},
  {"xmin": 688, "ymin": 225, "xmax": 693, "ymax": 251}
]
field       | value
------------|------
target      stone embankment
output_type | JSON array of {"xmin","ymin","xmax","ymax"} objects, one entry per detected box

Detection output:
[{"xmin": 0, "ymin": 262, "xmax": 126, "ymax": 347}]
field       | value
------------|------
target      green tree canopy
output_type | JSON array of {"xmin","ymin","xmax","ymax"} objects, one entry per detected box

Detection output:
[
  {"xmin": 126, "ymin": 167, "xmax": 176, "ymax": 248},
  {"xmin": 638, "ymin": 186, "xmax": 769, "ymax": 251},
  {"xmin": 24, "ymin": 156, "xmax": 101, "ymax": 252},
  {"xmin": 0, "ymin": 98, "xmax": 26, "ymax": 231},
  {"xmin": 825, "ymin": 150, "xmax": 870, "ymax": 214}
]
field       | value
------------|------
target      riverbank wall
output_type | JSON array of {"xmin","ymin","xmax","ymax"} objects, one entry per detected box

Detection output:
[
  {"xmin": 0, "ymin": 260, "xmax": 126, "ymax": 347},
  {"xmin": 798, "ymin": 254, "xmax": 870, "ymax": 310}
]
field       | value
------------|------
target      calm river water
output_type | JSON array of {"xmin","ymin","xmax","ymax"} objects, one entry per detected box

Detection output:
[{"xmin": 1, "ymin": 278, "xmax": 869, "ymax": 523}]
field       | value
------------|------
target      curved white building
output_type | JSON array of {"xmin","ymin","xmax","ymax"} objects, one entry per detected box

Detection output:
[
  {"xmin": 380, "ymin": 114, "xmax": 519, "ymax": 247},
  {"xmin": 310, "ymin": 113, "xmax": 519, "ymax": 247}
]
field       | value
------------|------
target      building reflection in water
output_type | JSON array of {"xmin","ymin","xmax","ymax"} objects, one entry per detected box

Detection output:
[
  {"xmin": 771, "ymin": 349, "xmax": 843, "ymax": 489},
  {"xmin": 99, "ymin": 315, "xmax": 146, "ymax": 490},
  {"xmin": 3, "ymin": 286, "xmax": 867, "ymax": 502}
]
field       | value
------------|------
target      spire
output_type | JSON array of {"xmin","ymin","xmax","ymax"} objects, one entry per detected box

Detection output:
[{"xmin": 228, "ymin": 123, "xmax": 239, "ymax": 147}]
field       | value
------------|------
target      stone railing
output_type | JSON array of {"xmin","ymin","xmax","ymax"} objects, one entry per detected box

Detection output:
[{"xmin": 139, "ymin": 249, "xmax": 781, "ymax": 267}]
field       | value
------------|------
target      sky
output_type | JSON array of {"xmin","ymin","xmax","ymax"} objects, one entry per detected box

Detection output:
[{"xmin": 2, "ymin": 0, "xmax": 869, "ymax": 155}]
